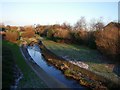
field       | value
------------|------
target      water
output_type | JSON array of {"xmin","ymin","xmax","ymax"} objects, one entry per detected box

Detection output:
[{"xmin": 27, "ymin": 44, "xmax": 87, "ymax": 89}]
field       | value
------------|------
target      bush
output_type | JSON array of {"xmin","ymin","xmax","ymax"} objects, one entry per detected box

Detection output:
[
  {"xmin": 74, "ymin": 30, "xmax": 88, "ymax": 45},
  {"xmin": 21, "ymin": 30, "xmax": 35, "ymax": 38},
  {"xmin": 5, "ymin": 31, "xmax": 19, "ymax": 42},
  {"xmin": 95, "ymin": 22, "xmax": 120, "ymax": 60},
  {"xmin": 47, "ymin": 29, "xmax": 55, "ymax": 38},
  {"xmin": 54, "ymin": 29, "xmax": 71, "ymax": 39},
  {"xmin": 87, "ymin": 31, "xmax": 96, "ymax": 49},
  {"xmin": 35, "ymin": 25, "xmax": 50, "ymax": 36}
]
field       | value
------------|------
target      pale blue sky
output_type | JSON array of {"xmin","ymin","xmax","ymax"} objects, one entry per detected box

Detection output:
[{"xmin": 1, "ymin": 2, "xmax": 118, "ymax": 26}]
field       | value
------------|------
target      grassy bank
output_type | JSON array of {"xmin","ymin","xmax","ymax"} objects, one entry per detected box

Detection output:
[
  {"xmin": 2, "ymin": 40, "xmax": 47, "ymax": 88},
  {"xmin": 40, "ymin": 42, "xmax": 109, "ymax": 89},
  {"xmin": 42, "ymin": 39, "xmax": 120, "ymax": 87},
  {"xmin": 2, "ymin": 46, "xmax": 14, "ymax": 88}
]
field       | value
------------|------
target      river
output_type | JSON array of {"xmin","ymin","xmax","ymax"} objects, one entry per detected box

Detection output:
[{"xmin": 27, "ymin": 44, "xmax": 88, "ymax": 89}]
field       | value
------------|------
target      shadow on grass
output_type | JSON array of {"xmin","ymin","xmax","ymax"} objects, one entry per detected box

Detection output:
[{"xmin": 113, "ymin": 64, "xmax": 120, "ymax": 77}]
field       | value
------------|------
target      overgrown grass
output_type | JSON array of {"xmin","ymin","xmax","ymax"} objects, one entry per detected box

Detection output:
[
  {"xmin": 2, "ymin": 40, "xmax": 47, "ymax": 88},
  {"xmin": 42, "ymin": 39, "xmax": 120, "ymax": 83}
]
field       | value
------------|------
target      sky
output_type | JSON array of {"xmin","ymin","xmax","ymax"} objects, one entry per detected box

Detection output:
[{"xmin": 0, "ymin": 1, "xmax": 119, "ymax": 26}]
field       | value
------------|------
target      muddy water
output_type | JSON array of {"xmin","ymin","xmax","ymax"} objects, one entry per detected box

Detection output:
[{"xmin": 27, "ymin": 44, "xmax": 87, "ymax": 89}]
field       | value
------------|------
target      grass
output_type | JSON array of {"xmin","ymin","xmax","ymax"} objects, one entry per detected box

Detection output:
[
  {"xmin": 43, "ymin": 40, "xmax": 101, "ymax": 61},
  {"xmin": 40, "ymin": 44, "xmax": 112, "ymax": 89},
  {"xmin": 2, "ymin": 47, "xmax": 14, "ymax": 88},
  {"xmin": 2, "ymin": 40, "xmax": 47, "ymax": 88},
  {"xmin": 42, "ymin": 39, "xmax": 120, "ymax": 83}
]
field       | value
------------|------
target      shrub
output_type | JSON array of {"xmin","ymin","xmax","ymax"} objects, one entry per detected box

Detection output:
[
  {"xmin": 87, "ymin": 31, "xmax": 96, "ymax": 49},
  {"xmin": 47, "ymin": 29, "xmax": 55, "ymax": 38},
  {"xmin": 5, "ymin": 31, "xmax": 19, "ymax": 42},
  {"xmin": 95, "ymin": 22, "xmax": 120, "ymax": 60},
  {"xmin": 73, "ymin": 30, "xmax": 88, "ymax": 45},
  {"xmin": 54, "ymin": 29, "xmax": 71, "ymax": 40},
  {"xmin": 21, "ymin": 30, "xmax": 35, "ymax": 38},
  {"xmin": 35, "ymin": 25, "xmax": 50, "ymax": 36}
]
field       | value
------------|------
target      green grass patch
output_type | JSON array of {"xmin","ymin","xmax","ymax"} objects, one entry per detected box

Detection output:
[
  {"xmin": 43, "ymin": 40, "xmax": 102, "ymax": 62},
  {"xmin": 2, "ymin": 47, "xmax": 14, "ymax": 88},
  {"xmin": 2, "ymin": 40, "xmax": 47, "ymax": 88},
  {"xmin": 42, "ymin": 39, "xmax": 119, "ymax": 83}
]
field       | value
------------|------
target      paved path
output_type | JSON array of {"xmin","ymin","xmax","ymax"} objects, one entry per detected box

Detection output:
[{"xmin": 20, "ymin": 46, "xmax": 69, "ymax": 89}]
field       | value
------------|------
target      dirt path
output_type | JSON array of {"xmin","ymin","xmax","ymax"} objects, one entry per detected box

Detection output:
[{"xmin": 20, "ymin": 45, "xmax": 69, "ymax": 88}]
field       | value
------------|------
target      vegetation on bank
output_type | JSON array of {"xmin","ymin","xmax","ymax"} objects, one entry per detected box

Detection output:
[
  {"xmin": 2, "ymin": 40, "xmax": 47, "ymax": 88},
  {"xmin": 1, "ymin": 18, "xmax": 120, "ymax": 89},
  {"xmin": 1, "ymin": 19, "xmax": 119, "ymax": 60},
  {"xmin": 2, "ymin": 46, "xmax": 14, "ymax": 88},
  {"xmin": 37, "ymin": 22, "xmax": 119, "ymax": 61},
  {"xmin": 41, "ymin": 39, "xmax": 120, "ymax": 88},
  {"xmin": 40, "ymin": 43, "xmax": 120, "ymax": 89}
]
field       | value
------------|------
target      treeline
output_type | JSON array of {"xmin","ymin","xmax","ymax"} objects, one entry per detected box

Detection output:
[
  {"xmin": 0, "ymin": 17, "xmax": 120, "ymax": 61},
  {"xmin": 34, "ymin": 19, "xmax": 120, "ymax": 61},
  {"xmin": 0, "ymin": 25, "xmax": 35, "ymax": 42},
  {"xmin": 35, "ymin": 17, "xmax": 105, "ymax": 49},
  {"xmin": 35, "ymin": 24, "xmax": 97, "ymax": 48}
]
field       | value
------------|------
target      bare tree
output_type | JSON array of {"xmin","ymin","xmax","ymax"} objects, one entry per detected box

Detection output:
[
  {"xmin": 61, "ymin": 22, "xmax": 72, "ymax": 30},
  {"xmin": 89, "ymin": 18, "xmax": 97, "ymax": 31},
  {"xmin": 89, "ymin": 17, "xmax": 105, "ymax": 31},
  {"xmin": 95, "ymin": 22, "xmax": 104, "ymax": 31},
  {"xmin": 74, "ymin": 17, "xmax": 87, "ymax": 31}
]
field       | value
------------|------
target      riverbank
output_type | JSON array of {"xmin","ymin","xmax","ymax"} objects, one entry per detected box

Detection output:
[
  {"xmin": 20, "ymin": 44, "xmax": 69, "ymax": 88},
  {"xmin": 42, "ymin": 40, "xmax": 120, "ymax": 79},
  {"xmin": 39, "ymin": 40, "xmax": 120, "ymax": 90},
  {"xmin": 2, "ymin": 46, "xmax": 23, "ymax": 89},
  {"xmin": 2, "ymin": 40, "xmax": 47, "ymax": 88}
]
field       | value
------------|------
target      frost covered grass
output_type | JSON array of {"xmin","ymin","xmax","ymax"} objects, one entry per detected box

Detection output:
[{"xmin": 42, "ymin": 39, "xmax": 120, "ymax": 84}]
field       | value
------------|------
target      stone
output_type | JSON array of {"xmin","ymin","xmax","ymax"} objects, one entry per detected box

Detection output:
[{"xmin": 69, "ymin": 61, "xmax": 89, "ymax": 69}]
